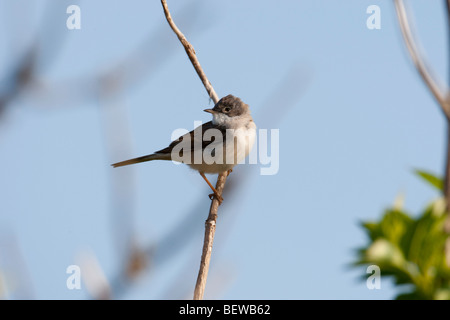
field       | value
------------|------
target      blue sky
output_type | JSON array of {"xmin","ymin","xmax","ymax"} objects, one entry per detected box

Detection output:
[{"xmin": 0, "ymin": 0, "xmax": 448, "ymax": 299}]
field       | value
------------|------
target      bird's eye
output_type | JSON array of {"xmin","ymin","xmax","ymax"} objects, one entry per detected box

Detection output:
[{"xmin": 223, "ymin": 107, "xmax": 231, "ymax": 113}]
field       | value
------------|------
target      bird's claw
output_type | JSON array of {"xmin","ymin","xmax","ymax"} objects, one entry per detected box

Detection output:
[{"xmin": 208, "ymin": 193, "xmax": 224, "ymax": 205}]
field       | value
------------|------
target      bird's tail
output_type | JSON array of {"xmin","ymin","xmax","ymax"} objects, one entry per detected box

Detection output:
[{"xmin": 111, "ymin": 153, "xmax": 170, "ymax": 168}]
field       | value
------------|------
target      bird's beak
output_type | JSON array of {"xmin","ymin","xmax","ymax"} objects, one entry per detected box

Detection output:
[{"xmin": 203, "ymin": 108, "xmax": 216, "ymax": 114}]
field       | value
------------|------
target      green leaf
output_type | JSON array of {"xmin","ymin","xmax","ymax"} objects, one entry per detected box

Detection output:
[
  {"xmin": 360, "ymin": 221, "xmax": 380, "ymax": 241},
  {"xmin": 414, "ymin": 169, "xmax": 444, "ymax": 191},
  {"xmin": 354, "ymin": 169, "xmax": 450, "ymax": 300},
  {"xmin": 378, "ymin": 209, "xmax": 413, "ymax": 246}
]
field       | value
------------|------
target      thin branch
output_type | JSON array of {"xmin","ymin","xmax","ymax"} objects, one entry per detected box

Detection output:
[
  {"xmin": 394, "ymin": 0, "xmax": 450, "ymax": 118},
  {"xmin": 445, "ymin": 0, "xmax": 450, "ymax": 266},
  {"xmin": 193, "ymin": 170, "xmax": 229, "ymax": 299},
  {"xmin": 447, "ymin": 0, "xmax": 450, "ymax": 102},
  {"xmin": 160, "ymin": 0, "xmax": 227, "ymax": 300},
  {"xmin": 160, "ymin": 0, "xmax": 219, "ymax": 103},
  {"xmin": 395, "ymin": 0, "xmax": 450, "ymax": 266},
  {"xmin": 447, "ymin": 0, "xmax": 450, "ymax": 25}
]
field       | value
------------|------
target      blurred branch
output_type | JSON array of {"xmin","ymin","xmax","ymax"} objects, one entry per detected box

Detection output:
[
  {"xmin": 445, "ymin": 0, "xmax": 450, "ymax": 267},
  {"xmin": 447, "ymin": 0, "xmax": 450, "ymax": 24},
  {"xmin": 4, "ymin": 1, "xmax": 208, "ymax": 111},
  {"xmin": 98, "ymin": 70, "xmax": 148, "ymax": 291},
  {"xmin": 160, "ymin": 0, "xmax": 225, "ymax": 300},
  {"xmin": 394, "ymin": 0, "xmax": 450, "ymax": 265},
  {"xmin": 0, "ymin": 233, "xmax": 35, "ymax": 299},
  {"xmin": 0, "ymin": 0, "xmax": 73, "ymax": 117},
  {"xmin": 34, "ymin": 0, "xmax": 73, "ymax": 72},
  {"xmin": 0, "ymin": 46, "xmax": 37, "ymax": 117},
  {"xmin": 78, "ymin": 249, "xmax": 111, "ymax": 300},
  {"xmin": 393, "ymin": 0, "xmax": 450, "ymax": 117}
]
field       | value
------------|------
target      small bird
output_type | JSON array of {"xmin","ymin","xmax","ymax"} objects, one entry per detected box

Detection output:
[{"xmin": 112, "ymin": 94, "xmax": 256, "ymax": 204}]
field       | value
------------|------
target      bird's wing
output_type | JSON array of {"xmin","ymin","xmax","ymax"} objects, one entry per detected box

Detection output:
[{"xmin": 154, "ymin": 121, "xmax": 227, "ymax": 155}]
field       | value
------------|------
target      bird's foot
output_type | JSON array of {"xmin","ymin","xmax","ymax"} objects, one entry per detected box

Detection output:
[{"xmin": 208, "ymin": 192, "xmax": 224, "ymax": 205}]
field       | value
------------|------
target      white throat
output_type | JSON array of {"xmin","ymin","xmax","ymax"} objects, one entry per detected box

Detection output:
[{"xmin": 212, "ymin": 112, "xmax": 253, "ymax": 130}]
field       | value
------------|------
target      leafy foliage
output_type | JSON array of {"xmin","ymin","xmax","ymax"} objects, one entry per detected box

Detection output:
[
  {"xmin": 414, "ymin": 169, "xmax": 444, "ymax": 192},
  {"xmin": 355, "ymin": 170, "xmax": 450, "ymax": 299}
]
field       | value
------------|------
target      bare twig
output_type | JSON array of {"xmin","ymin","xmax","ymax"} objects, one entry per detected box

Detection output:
[
  {"xmin": 393, "ymin": 0, "xmax": 450, "ymax": 118},
  {"xmin": 160, "ymin": 0, "xmax": 219, "ymax": 103},
  {"xmin": 193, "ymin": 170, "xmax": 229, "ymax": 299},
  {"xmin": 160, "ymin": 0, "xmax": 227, "ymax": 300}
]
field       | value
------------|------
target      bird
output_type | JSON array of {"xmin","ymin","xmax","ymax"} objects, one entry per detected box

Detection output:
[{"xmin": 111, "ymin": 94, "xmax": 256, "ymax": 204}]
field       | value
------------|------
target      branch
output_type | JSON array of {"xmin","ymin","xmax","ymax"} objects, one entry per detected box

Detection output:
[
  {"xmin": 445, "ymin": 0, "xmax": 450, "ymax": 267},
  {"xmin": 395, "ymin": 0, "xmax": 450, "ymax": 266},
  {"xmin": 193, "ymin": 171, "xmax": 229, "ymax": 300},
  {"xmin": 160, "ymin": 0, "xmax": 218, "ymax": 103},
  {"xmin": 393, "ymin": 0, "xmax": 450, "ymax": 118},
  {"xmin": 447, "ymin": 0, "xmax": 450, "ymax": 25},
  {"xmin": 160, "ymin": 0, "xmax": 227, "ymax": 300}
]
